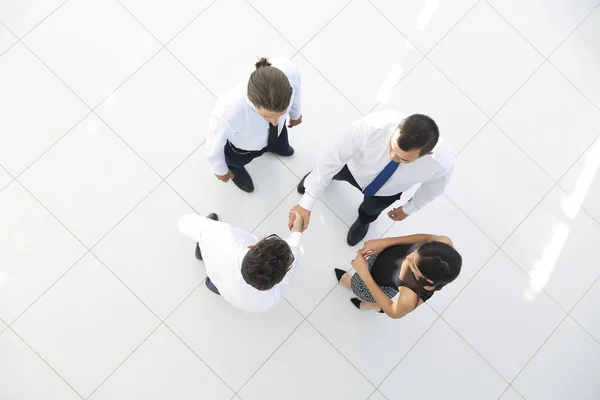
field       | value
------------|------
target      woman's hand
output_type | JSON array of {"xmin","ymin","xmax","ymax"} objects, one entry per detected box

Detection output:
[
  {"xmin": 351, "ymin": 251, "xmax": 369, "ymax": 276},
  {"xmin": 359, "ymin": 238, "xmax": 390, "ymax": 257}
]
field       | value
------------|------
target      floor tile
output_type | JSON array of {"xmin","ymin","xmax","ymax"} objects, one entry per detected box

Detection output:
[
  {"xmin": 0, "ymin": 320, "xmax": 5, "ymax": 334},
  {"xmin": 488, "ymin": 0, "xmax": 598, "ymax": 57},
  {"xmin": 168, "ymin": 0, "xmax": 294, "ymax": 96},
  {"xmin": 383, "ymin": 195, "xmax": 497, "ymax": 313},
  {"xmin": 253, "ymin": 193, "xmax": 357, "ymax": 316},
  {"xmin": 166, "ymin": 287, "xmax": 303, "ymax": 391},
  {"xmin": 499, "ymin": 387, "xmax": 525, "ymax": 400},
  {"xmin": 370, "ymin": 0, "xmax": 479, "ymax": 53},
  {"xmin": 279, "ymin": 54, "xmax": 363, "ymax": 178},
  {"xmin": 0, "ymin": 329, "xmax": 81, "ymax": 400},
  {"xmin": 551, "ymin": 7, "xmax": 600, "ymax": 109},
  {"xmin": 19, "ymin": 114, "xmax": 160, "ymax": 247},
  {"xmin": 495, "ymin": 62, "xmax": 600, "ymax": 181},
  {"xmin": 167, "ymin": 145, "xmax": 297, "ymax": 233},
  {"xmin": 248, "ymin": 0, "xmax": 350, "ymax": 49},
  {"xmin": 443, "ymin": 251, "xmax": 565, "ymax": 381},
  {"xmin": 309, "ymin": 285, "xmax": 437, "ymax": 385},
  {"xmin": 503, "ymin": 186, "xmax": 600, "ymax": 311},
  {"xmin": 302, "ymin": 0, "xmax": 422, "ymax": 114},
  {"xmin": 429, "ymin": 1, "xmax": 543, "ymax": 116},
  {"xmin": 97, "ymin": 49, "xmax": 215, "ymax": 177},
  {"xmin": 559, "ymin": 136, "xmax": 600, "ymax": 223},
  {"xmin": 89, "ymin": 324, "xmax": 233, "ymax": 400},
  {"xmin": 94, "ymin": 183, "xmax": 203, "ymax": 319},
  {"xmin": 0, "ymin": 43, "xmax": 88, "ymax": 175},
  {"xmin": 514, "ymin": 317, "xmax": 600, "ymax": 400},
  {"xmin": 0, "ymin": 22, "xmax": 17, "ymax": 54},
  {"xmin": 0, "ymin": 182, "xmax": 86, "ymax": 323},
  {"xmin": 380, "ymin": 319, "xmax": 507, "ymax": 400},
  {"xmin": 375, "ymin": 58, "xmax": 487, "ymax": 153},
  {"xmin": 24, "ymin": 0, "xmax": 161, "ymax": 106},
  {"xmin": 119, "ymin": 0, "xmax": 214, "ymax": 43},
  {"xmin": 0, "ymin": 0, "xmax": 65, "ymax": 37},
  {"xmin": 571, "ymin": 277, "xmax": 600, "ymax": 343},
  {"xmin": 445, "ymin": 123, "xmax": 553, "ymax": 245},
  {"xmin": 238, "ymin": 321, "xmax": 374, "ymax": 400},
  {"xmin": 12, "ymin": 253, "xmax": 160, "ymax": 398},
  {"xmin": 0, "ymin": 165, "xmax": 12, "ymax": 191}
]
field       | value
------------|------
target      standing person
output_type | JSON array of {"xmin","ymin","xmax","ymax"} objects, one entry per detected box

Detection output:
[
  {"xmin": 177, "ymin": 211, "xmax": 304, "ymax": 312},
  {"xmin": 335, "ymin": 234, "xmax": 462, "ymax": 318},
  {"xmin": 205, "ymin": 57, "xmax": 303, "ymax": 193},
  {"xmin": 289, "ymin": 110, "xmax": 454, "ymax": 246}
]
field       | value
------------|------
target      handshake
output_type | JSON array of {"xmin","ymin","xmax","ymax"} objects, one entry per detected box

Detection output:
[{"xmin": 287, "ymin": 205, "xmax": 311, "ymax": 232}]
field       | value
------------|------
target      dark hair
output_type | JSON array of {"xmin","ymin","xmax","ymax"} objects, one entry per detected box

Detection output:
[
  {"xmin": 247, "ymin": 57, "xmax": 292, "ymax": 113},
  {"xmin": 241, "ymin": 237, "xmax": 293, "ymax": 291},
  {"xmin": 416, "ymin": 241, "xmax": 462, "ymax": 290},
  {"xmin": 397, "ymin": 114, "xmax": 440, "ymax": 156}
]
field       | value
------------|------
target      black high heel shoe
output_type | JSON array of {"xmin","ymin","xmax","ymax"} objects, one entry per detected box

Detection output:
[
  {"xmin": 334, "ymin": 268, "xmax": 347, "ymax": 282},
  {"xmin": 350, "ymin": 298, "xmax": 384, "ymax": 313}
]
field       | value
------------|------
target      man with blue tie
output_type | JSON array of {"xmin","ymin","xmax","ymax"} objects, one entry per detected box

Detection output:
[{"xmin": 289, "ymin": 110, "xmax": 454, "ymax": 246}]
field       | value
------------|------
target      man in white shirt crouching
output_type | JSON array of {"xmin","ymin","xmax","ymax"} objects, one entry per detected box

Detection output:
[
  {"xmin": 289, "ymin": 110, "xmax": 454, "ymax": 246},
  {"xmin": 177, "ymin": 210, "xmax": 304, "ymax": 312}
]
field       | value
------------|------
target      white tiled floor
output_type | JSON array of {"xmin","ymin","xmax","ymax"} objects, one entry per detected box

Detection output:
[{"xmin": 1, "ymin": 1, "xmax": 599, "ymax": 399}]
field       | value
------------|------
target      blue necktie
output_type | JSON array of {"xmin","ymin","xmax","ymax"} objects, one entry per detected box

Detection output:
[{"xmin": 363, "ymin": 160, "xmax": 399, "ymax": 197}]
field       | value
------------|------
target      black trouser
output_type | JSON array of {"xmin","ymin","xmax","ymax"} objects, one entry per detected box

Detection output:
[
  {"xmin": 333, "ymin": 165, "xmax": 402, "ymax": 224},
  {"xmin": 224, "ymin": 125, "xmax": 290, "ymax": 170}
]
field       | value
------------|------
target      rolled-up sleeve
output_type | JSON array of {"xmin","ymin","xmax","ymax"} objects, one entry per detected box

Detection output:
[
  {"xmin": 402, "ymin": 170, "xmax": 451, "ymax": 215},
  {"xmin": 205, "ymin": 110, "xmax": 234, "ymax": 176},
  {"xmin": 177, "ymin": 214, "xmax": 218, "ymax": 242}
]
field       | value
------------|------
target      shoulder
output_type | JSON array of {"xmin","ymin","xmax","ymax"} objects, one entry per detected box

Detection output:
[
  {"xmin": 429, "ymin": 138, "xmax": 455, "ymax": 172},
  {"xmin": 353, "ymin": 109, "xmax": 404, "ymax": 141},
  {"xmin": 213, "ymin": 84, "xmax": 249, "ymax": 120}
]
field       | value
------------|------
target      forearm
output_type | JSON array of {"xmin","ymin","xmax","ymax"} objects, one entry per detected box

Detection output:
[
  {"xmin": 359, "ymin": 271, "xmax": 398, "ymax": 316},
  {"xmin": 386, "ymin": 234, "xmax": 435, "ymax": 246}
]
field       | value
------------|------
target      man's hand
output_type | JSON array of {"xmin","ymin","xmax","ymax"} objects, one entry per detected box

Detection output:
[
  {"xmin": 215, "ymin": 170, "xmax": 234, "ymax": 182},
  {"xmin": 289, "ymin": 209, "xmax": 304, "ymax": 233},
  {"xmin": 288, "ymin": 115, "xmax": 303, "ymax": 128},
  {"xmin": 387, "ymin": 207, "xmax": 408, "ymax": 222},
  {"xmin": 351, "ymin": 251, "xmax": 369, "ymax": 276},
  {"xmin": 288, "ymin": 204, "xmax": 311, "ymax": 232},
  {"xmin": 359, "ymin": 238, "xmax": 391, "ymax": 257}
]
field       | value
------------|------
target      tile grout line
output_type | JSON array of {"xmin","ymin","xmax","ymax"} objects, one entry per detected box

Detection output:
[
  {"xmin": 162, "ymin": 322, "xmax": 238, "ymax": 396},
  {"xmin": 8, "ymin": 326, "xmax": 86, "ymax": 399},
  {"xmin": 243, "ymin": 0, "xmax": 300, "ymax": 53},
  {"xmin": 114, "ymin": 0, "xmax": 219, "ymax": 98},
  {"xmin": 84, "ymin": 322, "xmax": 164, "ymax": 399},
  {"xmin": 291, "ymin": 0, "xmax": 354, "ymax": 57}
]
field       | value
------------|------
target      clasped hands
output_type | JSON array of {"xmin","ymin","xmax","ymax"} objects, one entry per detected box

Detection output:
[{"xmin": 286, "ymin": 205, "xmax": 408, "ymax": 233}]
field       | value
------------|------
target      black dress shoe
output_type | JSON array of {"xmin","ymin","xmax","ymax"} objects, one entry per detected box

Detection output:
[
  {"xmin": 207, "ymin": 213, "xmax": 219, "ymax": 221},
  {"xmin": 347, "ymin": 218, "xmax": 370, "ymax": 246},
  {"xmin": 271, "ymin": 146, "xmax": 294, "ymax": 157},
  {"xmin": 334, "ymin": 268, "xmax": 347, "ymax": 282},
  {"xmin": 231, "ymin": 166, "xmax": 254, "ymax": 193},
  {"xmin": 297, "ymin": 172, "xmax": 310, "ymax": 194}
]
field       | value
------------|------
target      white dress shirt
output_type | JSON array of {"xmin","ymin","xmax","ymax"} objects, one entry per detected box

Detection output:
[
  {"xmin": 300, "ymin": 109, "xmax": 454, "ymax": 215},
  {"xmin": 177, "ymin": 214, "xmax": 302, "ymax": 312},
  {"xmin": 205, "ymin": 57, "xmax": 302, "ymax": 175}
]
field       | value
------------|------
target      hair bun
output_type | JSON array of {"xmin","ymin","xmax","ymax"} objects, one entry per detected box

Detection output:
[{"xmin": 255, "ymin": 57, "xmax": 271, "ymax": 69}]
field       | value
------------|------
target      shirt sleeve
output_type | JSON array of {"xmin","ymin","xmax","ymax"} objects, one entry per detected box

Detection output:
[
  {"xmin": 401, "ymin": 169, "xmax": 451, "ymax": 215},
  {"xmin": 298, "ymin": 120, "xmax": 366, "ymax": 211},
  {"xmin": 288, "ymin": 69, "xmax": 302, "ymax": 121},
  {"xmin": 276, "ymin": 232, "xmax": 302, "ymax": 288},
  {"xmin": 177, "ymin": 214, "xmax": 219, "ymax": 242},
  {"xmin": 205, "ymin": 109, "xmax": 234, "ymax": 176}
]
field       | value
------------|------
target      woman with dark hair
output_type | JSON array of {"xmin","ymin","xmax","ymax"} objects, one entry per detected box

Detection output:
[
  {"xmin": 335, "ymin": 234, "xmax": 462, "ymax": 318},
  {"xmin": 205, "ymin": 57, "xmax": 302, "ymax": 193}
]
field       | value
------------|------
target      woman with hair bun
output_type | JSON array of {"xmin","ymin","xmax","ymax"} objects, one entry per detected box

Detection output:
[
  {"xmin": 335, "ymin": 234, "xmax": 462, "ymax": 318},
  {"xmin": 205, "ymin": 57, "xmax": 303, "ymax": 193}
]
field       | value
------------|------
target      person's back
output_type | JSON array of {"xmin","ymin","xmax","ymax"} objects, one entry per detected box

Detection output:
[{"xmin": 177, "ymin": 211, "xmax": 304, "ymax": 312}]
